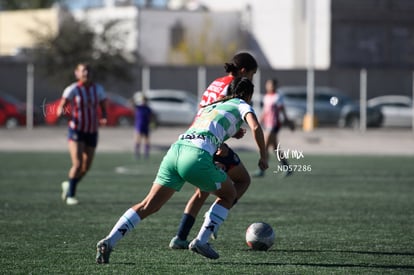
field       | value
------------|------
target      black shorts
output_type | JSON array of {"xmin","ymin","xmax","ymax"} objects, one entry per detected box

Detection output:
[
  {"xmin": 68, "ymin": 128, "xmax": 98, "ymax": 148},
  {"xmin": 213, "ymin": 143, "xmax": 241, "ymax": 172},
  {"xmin": 269, "ymin": 125, "xmax": 281, "ymax": 134}
]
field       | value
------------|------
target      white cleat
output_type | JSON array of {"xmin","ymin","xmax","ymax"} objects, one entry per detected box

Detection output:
[
  {"xmin": 61, "ymin": 181, "xmax": 69, "ymax": 201},
  {"xmin": 189, "ymin": 239, "xmax": 219, "ymax": 260},
  {"xmin": 66, "ymin": 197, "xmax": 79, "ymax": 205}
]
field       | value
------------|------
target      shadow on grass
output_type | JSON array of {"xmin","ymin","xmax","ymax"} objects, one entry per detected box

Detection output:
[
  {"xmin": 101, "ymin": 249, "xmax": 414, "ymax": 270},
  {"xmin": 229, "ymin": 248, "xmax": 414, "ymax": 270},
  {"xmin": 108, "ymin": 262, "xmax": 137, "ymax": 266},
  {"xmin": 217, "ymin": 261, "xmax": 414, "ymax": 270},
  {"xmin": 276, "ymin": 248, "xmax": 414, "ymax": 257}
]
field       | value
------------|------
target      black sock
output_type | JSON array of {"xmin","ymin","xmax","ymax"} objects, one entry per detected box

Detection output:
[
  {"xmin": 68, "ymin": 178, "xmax": 79, "ymax": 197},
  {"xmin": 177, "ymin": 213, "xmax": 195, "ymax": 241}
]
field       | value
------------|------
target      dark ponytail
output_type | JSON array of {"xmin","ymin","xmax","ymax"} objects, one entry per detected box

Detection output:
[
  {"xmin": 224, "ymin": 62, "xmax": 238, "ymax": 74},
  {"xmin": 202, "ymin": 77, "xmax": 254, "ymax": 107},
  {"xmin": 224, "ymin": 52, "xmax": 258, "ymax": 76},
  {"xmin": 228, "ymin": 77, "xmax": 254, "ymax": 101}
]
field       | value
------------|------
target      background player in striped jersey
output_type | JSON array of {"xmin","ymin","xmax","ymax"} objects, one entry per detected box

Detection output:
[
  {"xmin": 169, "ymin": 52, "xmax": 259, "ymax": 249},
  {"xmin": 96, "ymin": 77, "xmax": 268, "ymax": 263},
  {"xmin": 57, "ymin": 62, "xmax": 107, "ymax": 205},
  {"xmin": 252, "ymin": 78, "xmax": 295, "ymax": 177}
]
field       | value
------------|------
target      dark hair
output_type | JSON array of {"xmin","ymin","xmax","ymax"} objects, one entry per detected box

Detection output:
[
  {"xmin": 76, "ymin": 62, "xmax": 91, "ymax": 69},
  {"xmin": 267, "ymin": 78, "xmax": 278, "ymax": 87},
  {"xmin": 227, "ymin": 77, "xmax": 254, "ymax": 101},
  {"xmin": 224, "ymin": 52, "xmax": 258, "ymax": 75},
  {"xmin": 202, "ymin": 77, "xmax": 254, "ymax": 107}
]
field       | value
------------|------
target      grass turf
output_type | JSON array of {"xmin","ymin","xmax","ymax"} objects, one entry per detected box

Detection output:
[{"xmin": 0, "ymin": 151, "xmax": 413, "ymax": 274}]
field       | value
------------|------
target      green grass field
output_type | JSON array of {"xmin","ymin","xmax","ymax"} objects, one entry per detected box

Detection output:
[{"xmin": 0, "ymin": 151, "xmax": 413, "ymax": 274}]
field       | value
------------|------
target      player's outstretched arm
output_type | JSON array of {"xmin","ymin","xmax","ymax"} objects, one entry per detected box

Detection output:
[
  {"xmin": 245, "ymin": 112, "xmax": 268, "ymax": 171},
  {"xmin": 56, "ymin": 98, "xmax": 69, "ymax": 117},
  {"xmin": 281, "ymin": 105, "xmax": 295, "ymax": 131},
  {"xmin": 99, "ymin": 99, "xmax": 108, "ymax": 126}
]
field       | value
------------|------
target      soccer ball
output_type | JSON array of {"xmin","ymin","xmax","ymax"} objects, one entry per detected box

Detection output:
[{"xmin": 245, "ymin": 222, "xmax": 275, "ymax": 251}]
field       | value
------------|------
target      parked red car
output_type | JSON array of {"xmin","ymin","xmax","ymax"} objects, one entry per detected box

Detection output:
[
  {"xmin": 44, "ymin": 93, "xmax": 134, "ymax": 127},
  {"xmin": 0, "ymin": 93, "xmax": 27, "ymax": 128}
]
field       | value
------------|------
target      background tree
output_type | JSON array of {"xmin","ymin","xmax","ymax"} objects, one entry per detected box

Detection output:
[
  {"xmin": 0, "ymin": 0, "xmax": 61, "ymax": 10},
  {"xmin": 28, "ymin": 15, "xmax": 140, "ymax": 87}
]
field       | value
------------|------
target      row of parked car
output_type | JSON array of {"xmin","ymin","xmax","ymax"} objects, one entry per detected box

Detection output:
[
  {"xmin": 0, "ymin": 90, "xmax": 199, "ymax": 128},
  {"xmin": 278, "ymin": 86, "xmax": 381, "ymax": 128},
  {"xmin": 277, "ymin": 86, "xmax": 413, "ymax": 129},
  {"xmin": 1, "ymin": 87, "xmax": 412, "ymax": 129}
]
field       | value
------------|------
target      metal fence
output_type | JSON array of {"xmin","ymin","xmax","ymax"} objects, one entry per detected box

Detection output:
[{"xmin": 1, "ymin": 61, "xmax": 413, "ymax": 131}]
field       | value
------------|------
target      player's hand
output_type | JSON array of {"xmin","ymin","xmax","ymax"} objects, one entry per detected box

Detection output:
[
  {"xmin": 99, "ymin": 118, "xmax": 107, "ymax": 126},
  {"xmin": 56, "ymin": 106, "xmax": 63, "ymax": 117},
  {"xmin": 258, "ymin": 157, "xmax": 268, "ymax": 171},
  {"xmin": 216, "ymin": 144, "xmax": 229, "ymax": 157},
  {"xmin": 232, "ymin": 128, "xmax": 246, "ymax": 139}
]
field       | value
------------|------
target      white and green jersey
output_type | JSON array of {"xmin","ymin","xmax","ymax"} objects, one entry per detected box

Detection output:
[{"xmin": 177, "ymin": 98, "xmax": 255, "ymax": 155}]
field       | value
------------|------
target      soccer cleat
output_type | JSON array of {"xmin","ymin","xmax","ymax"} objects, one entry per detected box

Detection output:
[
  {"xmin": 284, "ymin": 170, "xmax": 293, "ymax": 178},
  {"xmin": 61, "ymin": 181, "xmax": 69, "ymax": 201},
  {"xmin": 169, "ymin": 236, "xmax": 190, "ymax": 249},
  {"xmin": 66, "ymin": 197, "xmax": 79, "ymax": 205},
  {"xmin": 189, "ymin": 239, "xmax": 219, "ymax": 260},
  {"xmin": 251, "ymin": 169, "xmax": 265, "ymax": 177},
  {"xmin": 96, "ymin": 239, "xmax": 112, "ymax": 264}
]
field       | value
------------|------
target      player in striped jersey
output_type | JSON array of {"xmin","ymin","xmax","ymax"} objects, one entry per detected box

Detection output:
[
  {"xmin": 57, "ymin": 63, "xmax": 107, "ymax": 205},
  {"xmin": 96, "ymin": 77, "xmax": 268, "ymax": 263},
  {"xmin": 170, "ymin": 52, "xmax": 258, "ymax": 249},
  {"xmin": 253, "ymin": 78, "xmax": 295, "ymax": 177}
]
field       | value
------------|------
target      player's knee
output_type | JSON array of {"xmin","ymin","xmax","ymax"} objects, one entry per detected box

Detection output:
[
  {"xmin": 244, "ymin": 177, "xmax": 251, "ymax": 186},
  {"xmin": 232, "ymin": 176, "xmax": 251, "ymax": 189}
]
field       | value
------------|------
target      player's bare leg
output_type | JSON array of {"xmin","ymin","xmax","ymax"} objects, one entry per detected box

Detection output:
[
  {"xmin": 62, "ymin": 141, "xmax": 85, "ymax": 205},
  {"xmin": 227, "ymin": 162, "xmax": 250, "ymax": 201},
  {"xmin": 97, "ymin": 183, "xmax": 176, "ymax": 264},
  {"xmin": 169, "ymin": 189, "xmax": 209, "ymax": 248},
  {"xmin": 62, "ymin": 141, "xmax": 96, "ymax": 205}
]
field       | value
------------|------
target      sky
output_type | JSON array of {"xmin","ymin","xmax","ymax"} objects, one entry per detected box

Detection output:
[
  {"xmin": 61, "ymin": 0, "xmax": 250, "ymax": 11},
  {"xmin": 62, "ymin": 0, "xmax": 169, "ymax": 10}
]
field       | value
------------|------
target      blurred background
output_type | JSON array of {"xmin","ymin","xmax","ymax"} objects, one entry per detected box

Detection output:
[{"xmin": 0, "ymin": 0, "xmax": 413, "ymax": 131}]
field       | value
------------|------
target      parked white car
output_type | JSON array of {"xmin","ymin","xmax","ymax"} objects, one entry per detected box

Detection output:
[
  {"xmin": 367, "ymin": 95, "xmax": 413, "ymax": 127},
  {"xmin": 134, "ymin": 89, "xmax": 198, "ymax": 126},
  {"xmin": 276, "ymin": 86, "xmax": 383, "ymax": 128}
]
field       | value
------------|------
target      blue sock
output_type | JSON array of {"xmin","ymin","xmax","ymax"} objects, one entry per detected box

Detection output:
[
  {"xmin": 135, "ymin": 143, "xmax": 141, "ymax": 159},
  {"xmin": 68, "ymin": 178, "xmax": 79, "ymax": 197},
  {"xmin": 144, "ymin": 144, "xmax": 150, "ymax": 158},
  {"xmin": 177, "ymin": 213, "xmax": 195, "ymax": 241}
]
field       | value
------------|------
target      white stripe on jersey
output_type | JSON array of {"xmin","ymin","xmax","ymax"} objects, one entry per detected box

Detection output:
[{"xmin": 62, "ymin": 82, "xmax": 105, "ymax": 133}]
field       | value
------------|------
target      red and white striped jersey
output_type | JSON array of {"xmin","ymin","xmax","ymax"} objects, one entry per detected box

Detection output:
[
  {"xmin": 199, "ymin": 75, "xmax": 234, "ymax": 107},
  {"xmin": 262, "ymin": 92, "xmax": 284, "ymax": 129},
  {"xmin": 62, "ymin": 81, "xmax": 106, "ymax": 133}
]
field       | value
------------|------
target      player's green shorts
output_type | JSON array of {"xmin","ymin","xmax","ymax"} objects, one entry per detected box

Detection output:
[{"xmin": 154, "ymin": 141, "xmax": 227, "ymax": 192}]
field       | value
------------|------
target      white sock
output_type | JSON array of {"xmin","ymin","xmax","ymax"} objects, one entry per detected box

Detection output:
[
  {"xmin": 196, "ymin": 203, "xmax": 228, "ymax": 243},
  {"xmin": 106, "ymin": 208, "xmax": 141, "ymax": 248}
]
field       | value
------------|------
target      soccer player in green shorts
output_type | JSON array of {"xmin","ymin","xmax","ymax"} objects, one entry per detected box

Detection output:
[{"xmin": 96, "ymin": 77, "xmax": 268, "ymax": 263}]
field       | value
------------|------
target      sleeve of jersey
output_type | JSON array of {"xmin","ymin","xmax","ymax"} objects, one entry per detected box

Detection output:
[
  {"xmin": 276, "ymin": 95, "xmax": 284, "ymax": 107},
  {"xmin": 62, "ymin": 83, "xmax": 76, "ymax": 99},
  {"xmin": 97, "ymin": 84, "xmax": 106, "ymax": 101},
  {"xmin": 239, "ymin": 102, "xmax": 255, "ymax": 121}
]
